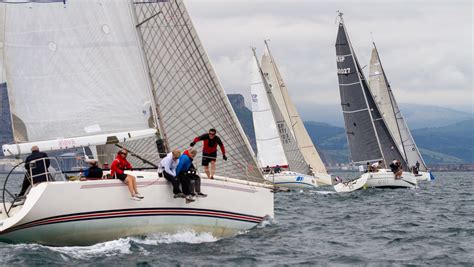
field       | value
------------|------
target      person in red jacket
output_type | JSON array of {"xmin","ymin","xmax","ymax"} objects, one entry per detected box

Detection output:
[
  {"xmin": 190, "ymin": 128, "xmax": 227, "ymax": 179},
  {"xmin": 111, "ymin": 149, "xmax": 143, "ymax": 201}
]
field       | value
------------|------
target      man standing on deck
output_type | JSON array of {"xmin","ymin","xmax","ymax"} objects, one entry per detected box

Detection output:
[
  {"xmin": 19, "ymin": 146, "xmax": 50, "ymax": 196},
  {"xmin": 190, "ymin": 128, "xmax": 227, "ymax": 179}
]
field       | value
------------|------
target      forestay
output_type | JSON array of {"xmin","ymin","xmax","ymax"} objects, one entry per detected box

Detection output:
[
  {"xmin": 3, "ymin": 1, "xmax": 156, "ymax": 143},
  {"xmin": 335, "ymin": 15, "xmax": 407, "ymax": 170},
  {"xmin": 132, "ymin": 0, "xmax": 263, "ymax": 182},
  {"xmin": 250, "ymin": 52, "xmax": 288, "ymax": 168},
  {"xmin": 260, "ymin": 41, "xmax": 327, "ymax": 174},
  {"xmin": 368, "ymin": 45, "xmax": 427, "ymax": 171}
]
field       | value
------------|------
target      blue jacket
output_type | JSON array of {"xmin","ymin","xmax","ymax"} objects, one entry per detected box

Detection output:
[{"xmin": 175, "ymin": 154, "xmax": 192, "ymax": 176}]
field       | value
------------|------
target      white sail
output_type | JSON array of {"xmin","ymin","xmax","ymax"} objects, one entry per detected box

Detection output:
[
  {"xmin": 252, "ymin": 48, "xmax": 310, "ymax": 175},
  {"xmin": 3, "ymin": 1, "xmax": 156, "ymax": 143},
  {"xmin": 250, "ymin": 53, "xmax": 288, "ymax": 168},
  {"xmin": 260, "ymin": 42, "xmax": 328, "ymax": 175},
  {"xmin": 368, "ymin": 46, "xmax": 427, "ymax": 171},
  {"xmin": 132, "ymin": 0, "xmax": 263, "ymax": 182}
]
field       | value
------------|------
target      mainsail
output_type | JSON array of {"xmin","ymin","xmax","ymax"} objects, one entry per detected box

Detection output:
[
  {"xmin": 368, "ymin": 44, "xmax": 428, "ymax": 171},
  {"xmin": 335, "ymin": 14, "xmax": 407, "ymax": 170},
  {"xmin": 250, "ymin": 51, "xmax": 288, "ymax": 168},
  {"xmin": 132, "ymin": 0, "xmax": 263, "ymax": 182},
  {"xmin": 252, "ymin": 48, "xmax": 310, "ymax": 174},
  {"xmin": 3, "ymin": 1, "xmax": 156, "ymax": 143},
  {"xmin": 260, "ymin": 41, "xmax": 327, "ymax": 174}
]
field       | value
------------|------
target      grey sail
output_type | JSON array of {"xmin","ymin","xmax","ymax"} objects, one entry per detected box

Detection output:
[
  {"xmin": 132, "ymin": 0, "xmax": 263, "ymax": 182},
  {"xmin": 369, "ymin": 45, "xmax": 428, "ymax": 171},
  {"xmin": 254, "ymin": 49, "xmax": 310, "ymax": 174},
  {"xmin": 335, "ymin": 15, "xmax": 407, "ymax": 170}
]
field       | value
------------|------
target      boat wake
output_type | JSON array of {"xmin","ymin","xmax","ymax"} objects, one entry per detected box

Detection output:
[{"xmin": 7, "ymin": 230, "xmax": 219, "ymax": 259}]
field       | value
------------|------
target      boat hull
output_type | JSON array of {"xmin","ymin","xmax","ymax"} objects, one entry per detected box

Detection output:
[
  {"xmin": 264, "ymin": 171, "xmax": 318, "ymax": 188},
  {"xmin": 364, "ymin": 171, "xmax": 418, "ymax": 189},
  {"xmin": 334, "ymin": 170, "xmax": 418, "ymax": 192},
  {"xmin": 0, "ymin": 171, "xmax": 273, "ymax": 246},
  {"xmin": 415, "ymin": 171, "xmax": 434, "ymax": 182}
]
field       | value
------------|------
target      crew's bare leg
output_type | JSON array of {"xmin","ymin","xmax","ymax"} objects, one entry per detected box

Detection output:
[
  {"xmin": 125, "ymin": 176, "xmax": 135, "ymax": 196},
  {"xmin": 210, "ymin": 161, "xmax": 216, "ymax": 178},
  {"xmin": 204, "ymin": 166, "xmax": 211, "ymax": 179}
]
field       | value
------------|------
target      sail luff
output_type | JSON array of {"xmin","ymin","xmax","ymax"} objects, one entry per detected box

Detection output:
[
  {"xmin": 369, "ymin": 43, "xmax": 428, "ymax": 170},
  {"xmin": 262, "ymin": 40, "xmax": 328, "ymax": 174}
]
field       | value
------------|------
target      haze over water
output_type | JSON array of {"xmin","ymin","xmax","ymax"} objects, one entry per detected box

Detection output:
[{"xmin": 0, "ymin": 172, "xmax": 472, "ymax": 265}]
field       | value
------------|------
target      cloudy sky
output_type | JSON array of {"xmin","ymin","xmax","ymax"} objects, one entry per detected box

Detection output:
[{"xmin": 186, "ymin": 0, "xmax": 473, "ymax": 113}]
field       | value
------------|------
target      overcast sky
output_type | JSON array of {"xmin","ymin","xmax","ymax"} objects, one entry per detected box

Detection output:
[{"xmin": 186, "ymin": 0, "xmax": 473, "ymax": 113}]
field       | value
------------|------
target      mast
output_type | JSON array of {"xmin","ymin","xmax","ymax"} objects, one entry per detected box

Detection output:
[
  {"xmin": 372, "ymin": 42, "xmax": 408, "ymax": 164},
  {"xmin": 131, "ymin": 3, "xmax": 169, "ymax": 152}
]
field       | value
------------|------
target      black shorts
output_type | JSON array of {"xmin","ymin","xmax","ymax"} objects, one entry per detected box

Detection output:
[
  {"xmin": 116, "ymin": 173, "xmax": 127, "ymax": 181},
  {"xmin": 202, "ymin": 152, "xmax": 217, "ymax": 166}
]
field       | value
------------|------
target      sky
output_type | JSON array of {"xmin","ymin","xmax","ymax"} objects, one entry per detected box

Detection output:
[{"xmin": 186, "ymin": 0, "xmax": 473, "ymax": 113}]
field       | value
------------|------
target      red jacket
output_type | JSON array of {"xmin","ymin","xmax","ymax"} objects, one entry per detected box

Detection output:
[
  {"xmin": 193, "ymin": 134, "xmax": 225, "ymax": 155},
  {"xmin": 110, "ymin": 154, "xmax": 132, "ymax": 177}
]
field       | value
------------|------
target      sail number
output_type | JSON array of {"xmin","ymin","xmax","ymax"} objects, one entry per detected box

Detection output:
[
  {"xmin": 337, "ymin": 68, "xmax": 351, "ymax": 74},
  {"xmin": 336, "ymin": 56, "xmax": 345, "ymax": 62}
]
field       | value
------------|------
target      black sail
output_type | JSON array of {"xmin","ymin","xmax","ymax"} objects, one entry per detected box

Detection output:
[{"xmin": 335, "ymin": 18, "xmax": 407, "ymax": 170}]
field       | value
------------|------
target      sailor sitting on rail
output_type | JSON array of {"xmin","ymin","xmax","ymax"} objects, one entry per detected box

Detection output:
[{"xmin": 160, "ymin": 149, "xmax": 185, "ymax": 198}]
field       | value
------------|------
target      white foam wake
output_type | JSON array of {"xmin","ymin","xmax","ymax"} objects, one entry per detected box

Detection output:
[{"xmin": 10, "ymin": 230, "xmax": 219, "ymax": 259}]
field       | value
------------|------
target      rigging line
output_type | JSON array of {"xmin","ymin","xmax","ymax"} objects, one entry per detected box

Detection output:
[{"xmin": 114, "ymin": 143, "xmax": 157, "ymax": 168}]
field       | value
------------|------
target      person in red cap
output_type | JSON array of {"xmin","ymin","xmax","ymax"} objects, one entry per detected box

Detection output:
[{"xmin": 190, "ymin": 128, "xmax": 227, "ymax": 179}]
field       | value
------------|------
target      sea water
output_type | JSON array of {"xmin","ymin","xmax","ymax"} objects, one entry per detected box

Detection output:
[{"xmin": 0, "ymin": 172, "xmax": 472, "ymax": 265}]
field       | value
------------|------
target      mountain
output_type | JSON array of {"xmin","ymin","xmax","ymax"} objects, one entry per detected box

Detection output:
[
  {"xmin": 297, "ymin": 102, "xmax": 473, "ymax": 129},
  {"xmin": 412, "ymin": 119, "xmax": 474, "ymax": 163},
  {"xmin": 227, "ymin": 94, "xmax": 257, "ymax": 152}
]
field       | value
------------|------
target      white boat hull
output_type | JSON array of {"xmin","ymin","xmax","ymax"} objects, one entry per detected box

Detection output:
[
  {"xmin": 0, "ymin": 171, "xmax": 273, "ymax": 246},
  {"xmin": 415, "ymin": 171, "xmax": 434, "ymax": 182},
  {"xmin": 364, "ymin": 170, "xmax": 418, "ymax": 189},
  {"xmin": 334, "ymin": 170, "xmax": 418, "ymax": 192},
  {"xmin": 264, "ymin": 171, "xmax": 318, "ymax": 188}
]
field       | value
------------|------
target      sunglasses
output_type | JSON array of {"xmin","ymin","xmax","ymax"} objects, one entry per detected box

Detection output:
[
  {"xmin": 120, "ymin": 152, "xmax": 128, "ymax": 156},
  {"xmin": 209, "ymin": 132, "xmax": 216, "ymax": 136}
]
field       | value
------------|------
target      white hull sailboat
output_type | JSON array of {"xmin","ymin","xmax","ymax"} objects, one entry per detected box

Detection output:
[
  {"xmin": 333, "ymin": 13, "xmax": 418, "ymax": 192},
  {"xmin": 334, "ymin": 169, "xmax": 417, "ymax": 192},
  {"xmin": 368, "ymin": 43, "xmax": 433, "ymax": 182},
  {"xmin": 260, "ymin": 41, "xmax": 332, "ymax": 186},
  {"xmin": 0, "ymin": 171, "xmax": 272, "ymax": 246},
  {"xmin": 250, "ymin": 48, "xmax": 317, "ymax": 189},
  {"xmin": 0, "ymin": 0, "xmax": 273, "ymax": 245}
]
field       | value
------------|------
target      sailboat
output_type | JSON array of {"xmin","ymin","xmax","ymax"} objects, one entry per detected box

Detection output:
[
  {"xmin": 0, "ymin": 0, "xmax": 273, "ymax": 246},
  {"xmin": 368, "ymin": 43, "xmax": 433, "ymax": 181},
  {"xmin": 333, "ymin": 12, "xmax": 417, "ymax": 192},
  {"xmin": 259, "ymin": 41, "xmax": 332, "ymax": 186},
  {"xmin": 251, "ymin": 48, "xmax": 318, "ymax": 188}
]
